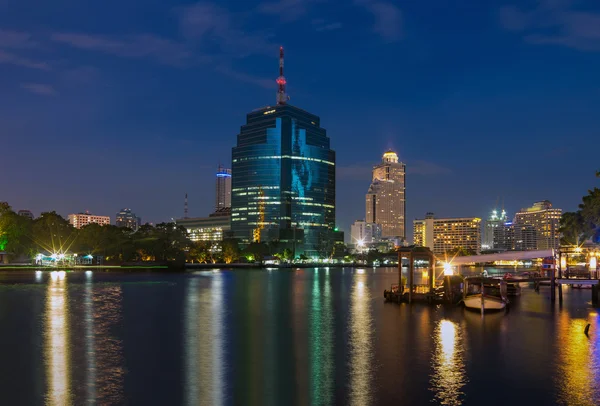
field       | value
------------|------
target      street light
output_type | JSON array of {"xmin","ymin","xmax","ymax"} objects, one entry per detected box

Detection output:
[{"xmin": 443, "ymin": 262, "xmax": 453, "ymax": 276}]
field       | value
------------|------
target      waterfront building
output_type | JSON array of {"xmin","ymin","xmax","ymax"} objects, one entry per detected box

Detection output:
[
  {"xmin": 350, "ymin": 220, "xmax": 382, "ymax": 245},
  {"xmin": 176, "ymin": 208, "xmax": 231, "ymax": 242},
  {"xmin": 514, "ymin": 200, "xmax": 562, "ymax": 250},
  {"xmin": 231, "ymin": 47, "xmax": 335, "ymax": 257},
  {"xmin": 413, "ymin": 212, "xmax": 481, "ymax": 255},
  {"xmin": 68, "ymin": 212, "xmax": 110, "ymax": 229},
  {"xmin": 482, "ymin": 209, "xmax": 508, "ymax": 250},
  {"xmin": 216, "ymin": 165, "xmax": 232, "ymax": 210},
  {"xmin": 17, "ymin": 209, "xmax": 34, "ymax": 220},
  {"xmin": 115, "ymin": 208, "xmax": 141, "ymax": 231},
  {"xmin": 365, "ymin": 150, "xmax": 406, "ymax": 238}
]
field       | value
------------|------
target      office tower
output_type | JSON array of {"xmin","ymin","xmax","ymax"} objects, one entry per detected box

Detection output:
[
  {"xmin": 413, "ymin": 212, "xmax": 481, "ymax": 255},
  {"xmin": 216, "ymin": 165, "xmax": 232, "ymax": 210},
  {"xmin": 365, "ymin": 150, "xmax": 406, "ymax": 238},
  {"xmin": 350, "ymin": 220, "xmax": 382, "ymax": 245},
  {"xmin": 231, "ymin": 47, "xmax": 335, "ymax": 256},
  {"xmin": 17, "ymin": 210, "xmax": 34, "ymax": 220},
  {"xmin": 514, "ymin": 200, "xmax": 562, "ymax": 250},
  {"xmin": 68, "ymin": 211, "xmax": 110, "ymax": 229},
  {"xmin": 115, "ymin": 208, "xmax": 141, "ymax": 231},
  {"xmin": 482, "ymin": 209, "xmax": 508, "ymax": 250}
]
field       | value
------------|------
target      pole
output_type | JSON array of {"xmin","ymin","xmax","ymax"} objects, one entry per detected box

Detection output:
[
  {"xmin": 481, "ymin": 279, "xmax": 484, "ymax": 317},
  {"xmin": 408, "ymin": 252, "xmax": 413, "ymax": 304}
]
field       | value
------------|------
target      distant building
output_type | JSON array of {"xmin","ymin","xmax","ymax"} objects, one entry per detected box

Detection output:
[
  {"xmin": 365, "ymin": 150, "xmax": 406, "ymax": 238},
  {"xmin": 115, "ymin": 208, "xmax": 141, "ymax": 231},
  {"xmin": 216, "ymin": 165, "xmax": 232, "ymax": 210},
  {"xmin": 514, "ymin": 200, "xmax": 562, "ymax": 250},
  {"xmin": 482, "ymin": 209, "xmax": 508, "ymax": 250},
  {"xmin": 68, "ymin": 212, "xmax": 110, "ymax": 229},
  {"xmin": 493, "ymin": 221, "xmax": 538, "ymax": 252},
  {"xmin": 350, "ymin": 220, "xmax": 382, "ymax": 245},
  {"xmin": 413, "ymin": 212, "xmax": 481, "ymax": 255},
  {"xmin": 176, "ymin": 209, "xmax": 231, "ymax": 242},
  {"xmin": 17, "ymin": 210, "xmax": 34, "ymax": 220}
]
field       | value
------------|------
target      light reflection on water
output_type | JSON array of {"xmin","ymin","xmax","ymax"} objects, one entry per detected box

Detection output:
[
  {"xmin": 349, "ymin": 273, "xmax": 374, "ymax": 406},
  {"xmin": 556, "ymin": 312, "xmax": 600, "ymax": 405},
  {"xmin": 184, "ymin": 274, "xmax": 224, "ymax": 406},
  {"xmin": 430, "ymin": 319, "xmax": 467, "ymax": 406},
  {"xmin": 45, "ymin": 271, "xmax": 71, "ymax": 406}
]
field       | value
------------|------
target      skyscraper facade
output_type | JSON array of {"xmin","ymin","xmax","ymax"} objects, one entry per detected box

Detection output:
[
  {"xmin": 350, "ymin": 220, "xmax": 382, "ymax": 245},
  {"xmin": 231, "ymin": 48, "xmax": 335, "ymax": 256},
  {"xmin": 514, "ymin": 200, "xmax": 562, "ymax": 250},
  {"xmin": 115, "ymin": 208, "xmax": 141, "ymax": 231},
  {"xmin": 215, "ymin": 165, "xmax": 232, "ymax": 210},
  {"xmin": 365, "ymin": 151, "xmax": 406, "ymax": 238},
  {"xmin": 482, "ymin": 209, "xmax": 508, "ymax": 250}
]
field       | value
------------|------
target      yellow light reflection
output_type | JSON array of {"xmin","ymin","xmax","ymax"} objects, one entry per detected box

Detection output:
[
  {"xmin": 430, "ymin": 320, "xmax": 466, "ymax": 406},
  {"xmin": 349, "ymin": 273, "xmax": 373, "ymax": 406},
  {"xmin": 556, "ymin": 313, "xmax": 599, "ymax": 405},
  {"xmin": 45, "ymin": 271, "xmax": 72, "ymax": 405}
]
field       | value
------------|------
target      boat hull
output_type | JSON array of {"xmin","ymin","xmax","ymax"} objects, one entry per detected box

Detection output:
[{"xmin": 464, "ymin": 294, "xmax": 506, "ymax": 311}]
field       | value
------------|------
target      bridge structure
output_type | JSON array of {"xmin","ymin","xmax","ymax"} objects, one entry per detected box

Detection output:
[{"xmin": 447, "ymin": 249, "xmax": 553, "ymax": 265}]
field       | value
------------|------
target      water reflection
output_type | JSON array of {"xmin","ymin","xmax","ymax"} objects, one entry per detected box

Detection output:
[
  {"xmin": 45, "ymin": 271, "xmax": 72, "ymax": 405},
  {"xmin": 349, "ymin": 273, "xmax": 373, "ymax": 406},
  {"xmin": 556, "ymin": 312, "xmax": 600, "ymax": 405},
  {"xmin": 309, "ymin": 272, "xmax": 334, "ymax": 406},
  {"xmin": 430, "ymin": 320, "xmax": 467, "ymax": 405},
  {"xmin": 184, "ymin": 275, "xmax": 224, "ymax": 406},
  {"xmin": 84, "ymin": 272, "xmax": 96, "ymax": 403}
]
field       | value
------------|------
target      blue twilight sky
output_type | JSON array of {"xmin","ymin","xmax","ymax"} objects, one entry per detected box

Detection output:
[{"xmin": 1, "ymin": 0, "xmax": 599, "ymax": 240}]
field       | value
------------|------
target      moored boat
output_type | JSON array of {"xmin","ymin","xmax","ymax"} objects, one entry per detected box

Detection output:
[{"xmin": 463, "ymin": 277, "xmax": 508, "ymax": 311}]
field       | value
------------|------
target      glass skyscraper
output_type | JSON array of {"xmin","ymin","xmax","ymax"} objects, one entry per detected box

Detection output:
[{"xmin": 231, "ymin": 104, "xmax": 335, "ymax": 256}]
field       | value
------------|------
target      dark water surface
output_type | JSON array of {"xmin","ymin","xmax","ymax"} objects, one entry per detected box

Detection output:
[{"xmin": 0, "ymin": 268, "xmax": 599, "ymax": 405}]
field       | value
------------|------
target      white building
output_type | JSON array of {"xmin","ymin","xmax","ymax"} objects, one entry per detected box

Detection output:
[
  {"xmin": 365, "ymin": 150, "xmax": 406, "ymax": 238},
  {"xmin": 514, "ymin": 200, "xmax": 562, "ymax": 250},
  {"xmin": 216, "ymin": 165, "xmax": 232, "ymax": 210},
  {"xmin": 350, "ymin": 220, "xmax": 382, "ymax": 245},
  {"xmin": 68, "ymin": 212, "xmax": 111, "ymax": 229}
]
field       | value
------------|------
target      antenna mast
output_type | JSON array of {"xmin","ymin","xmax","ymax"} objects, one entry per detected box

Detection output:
[
  {"xmin": 184, "ymin": 193, "xmax": 189, "ymax": 219},
  {"xmin": 276, "ymin": 46, "xmax": 288, "ymax": 105}
]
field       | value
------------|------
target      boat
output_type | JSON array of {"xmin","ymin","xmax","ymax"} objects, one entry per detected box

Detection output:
[{"xmin": 463, "ymin": 277, "xmax": 508, "ymax": 311}]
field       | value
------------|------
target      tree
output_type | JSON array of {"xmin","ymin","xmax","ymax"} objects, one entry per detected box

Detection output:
[
  {"xmin": 0, "ymin": 203, "xmax": 34, "ymax": 260},
  {"xmin": 559, "ymin": 211, "xmax": 588, "ymax": 246},
  {"xmin": 222, "ymin": 239, "xmax": 240, "ymax": 264},
  {"xmin": 243, "ymin": 242, "xmax": 269, "ymax": 263},
  {"xmin": 445, "ymin": 246, "xmax": 476, "ymax": 257},
  {"xmin": 32, "ymin": 212, "xmax": 74, "ymax": 255}
]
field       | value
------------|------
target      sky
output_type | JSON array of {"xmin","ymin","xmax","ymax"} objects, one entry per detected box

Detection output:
[{"xmin": 1, "ymin": 0, "xmax": 599, "ymax": 241}]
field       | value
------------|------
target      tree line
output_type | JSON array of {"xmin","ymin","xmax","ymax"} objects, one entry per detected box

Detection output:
[{"xmin": 559, "ymin": 172, "xmax": 600, "ymax": 246}]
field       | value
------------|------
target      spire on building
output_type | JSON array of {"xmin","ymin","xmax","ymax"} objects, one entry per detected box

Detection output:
[{"xmin": 276, "ymin": 46, "xmax": 289, "ymax": 105}]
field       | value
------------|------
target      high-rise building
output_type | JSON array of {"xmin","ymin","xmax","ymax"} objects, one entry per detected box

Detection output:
[
  {"xmin": 514, "ymin": 200, "xmax": 562, "ymax": 250},
  {"xmin": 482, "ymin": 209, "xmax": 508, "ymax": 250},
  {"xmin": 413, "ymin": 213, "xmax": 481, "ymax": 255},
  {"xmin": 493, "ymin": 222, "xmax": 515, "ymax": 251},
  {"xmin": 176, "ymin": 209, "xmax": 231, "ymax": 242},
  {"xmin": 350, "ymin": 220, "xmax": 382, "ymax": 245},
  {"xmin": 17, "ymin": 209, "xmax": 34, "ymax": 220},
  {"xmin": 115, "ymin": 208, "xmax": 141, "ymax": 231},
  {"xmin": 215, "ymin": 165, "xmax": 232, "ymax": 210},
  {"xmin": 365, "ymin": 150, "xmax": 406, "ymax": 238},
  {"xmin": 68, "ymin": 212, "xmax": 110, "ymax": 229},
  {"xmin": 231, "ymin": 47, "xmax": 335, "ymax": 256}
]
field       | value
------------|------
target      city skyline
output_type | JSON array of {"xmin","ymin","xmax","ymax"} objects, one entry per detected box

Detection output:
[{"xmin": 2, "ymin": 0, "xmax": 599, "ymax": 239}]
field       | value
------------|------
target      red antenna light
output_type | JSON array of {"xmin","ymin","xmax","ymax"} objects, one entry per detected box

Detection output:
[{"xmin": 276, "ymin": 46, "xmax": 288, "ymax": 105}]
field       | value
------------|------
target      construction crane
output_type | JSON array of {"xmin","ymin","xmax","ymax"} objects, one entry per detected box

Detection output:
[{"xmin": 253, "ymin": 187, "xmax": 265, "ymax": 243}]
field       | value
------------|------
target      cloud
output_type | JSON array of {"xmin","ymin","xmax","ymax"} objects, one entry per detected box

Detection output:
[
  {"xmin": 215, "ymin": 65, "xmax": 273, "ymax": 89},
  {"xmin": 498, "ymin": 2, "xmax": 600, "ymax": 52},
  {"xmin": 407, "ymin": 160, "xmax": 452, "ymax": 176},
  {"xmin": 258, "ymin": 0, "xmax": 310, "ymax": 22},
  {"xmin": 312, "ymin": 19, "xmax": 343, "ymax": 32},
  {"xmin": 21, "ymin": 83, "xmax": 57, "ymax": 95},
  {"xmin": 0, "ymin": 49, "xmax": 50, "ymax": 70},
  {"xmin": 356, "ymin": 0, "xmax": 402, "ymax": 42},
  {"xmin": 179, "ymin": 2, "xmax": 273, "ymax": 57},
  {"xmin": 0, "ymin": 29, "xmax": 37, "ymax": 49},
  {"xmin": 51, "ymin": 33, "xmax": 192, "ymax": 66}
]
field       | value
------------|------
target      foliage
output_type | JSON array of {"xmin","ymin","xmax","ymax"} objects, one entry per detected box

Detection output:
[
  {"xmin": 243, "ymin": 242, "xmax": 269, "ymax": 263},
  {"xmin": 561, "ymin": 183, "xmax": 600, "ymax": 245}
]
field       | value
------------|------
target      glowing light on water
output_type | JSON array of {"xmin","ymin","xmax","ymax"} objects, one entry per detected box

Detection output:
[{"xmin": 430, "ymin": 319, "xmax": 466, "ymax": 405}]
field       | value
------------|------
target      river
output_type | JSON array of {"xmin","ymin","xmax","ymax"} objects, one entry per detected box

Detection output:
[{"xmin": 0, "ymin": 268, "xmax": 598, "ymax": 405}]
